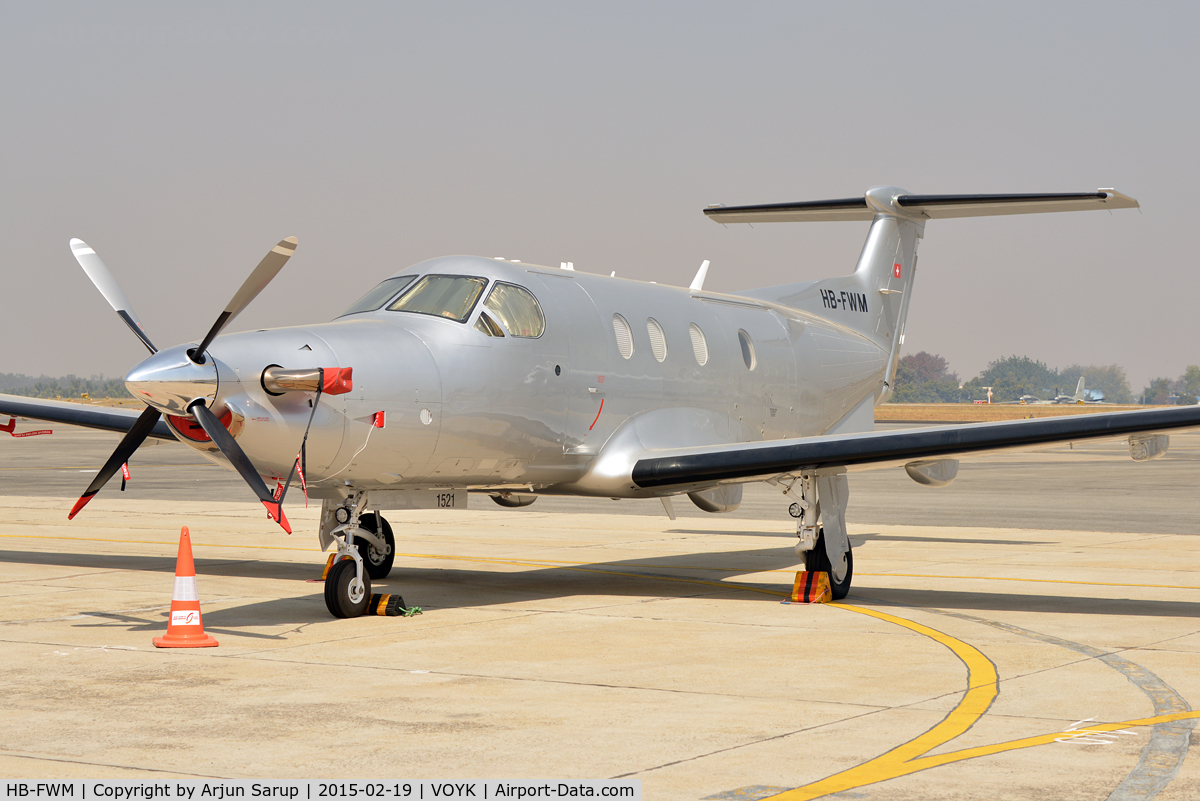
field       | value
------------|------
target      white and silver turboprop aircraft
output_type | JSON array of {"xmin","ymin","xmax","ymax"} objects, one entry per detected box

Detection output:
[{"xmin": 4, "ymin": 186, "xmax": 1196, "ymax": 618}]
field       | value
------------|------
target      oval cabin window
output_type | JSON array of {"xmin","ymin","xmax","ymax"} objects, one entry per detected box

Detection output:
[
  {"xmin": 613, "ymin": 314, "xmax": 634, "ymax": 359},
  {"xmin": 646, "ymin": 318, "xmax": 667, "ymax": 362},
  {"xmin": 689, "ymin": 323, "xmax": 708, "ymax": 366},
  {"xmin": 738, "ymin": 329, "xmax": 757, "ymax": 370}
]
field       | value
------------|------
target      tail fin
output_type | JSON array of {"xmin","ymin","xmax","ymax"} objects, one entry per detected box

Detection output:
[
  {"xmin": 712, "ymin": 187, "xmax": 1138, "ymax": 401},
  {"xmin": 1074, "ymin": 376, "xmax": 1086, "ymax": 403}
]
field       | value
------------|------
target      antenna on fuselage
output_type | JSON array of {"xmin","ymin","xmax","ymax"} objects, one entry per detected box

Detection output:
[
  {"xmin": 560, "ymin": 262, "xmax": 575, "ymax": 271},
  {"xmin": 689, "ymin": 260, "xmax": 710, "ymax": 291}
]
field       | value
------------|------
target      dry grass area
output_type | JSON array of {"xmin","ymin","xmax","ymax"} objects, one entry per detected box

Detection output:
[
  {"xmin": 877, "ymin": 403, "xmax": 1151, "ymax": 423},
  {"xmin": 31, "ymin": 396, "xmax": 145, "ymax": 409}
]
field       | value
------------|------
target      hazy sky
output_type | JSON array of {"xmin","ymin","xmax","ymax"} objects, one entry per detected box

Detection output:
[{"xmin": 1, "ymin": 2, "xmax": 1196, "ymax": 391}]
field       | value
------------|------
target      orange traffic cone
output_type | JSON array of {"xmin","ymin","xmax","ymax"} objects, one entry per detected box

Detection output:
[{"xmin": 153, "ymin": 527, "xmax": 218, "ymax": 648}]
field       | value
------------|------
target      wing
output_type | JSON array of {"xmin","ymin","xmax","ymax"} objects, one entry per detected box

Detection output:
[
  {"xmin": 0, "ymin": 394, "xmax": 175, "ymax": 440},
  {"xmin": 631, "ymin": 406, "xmax": 1200, "ymax": 491}
]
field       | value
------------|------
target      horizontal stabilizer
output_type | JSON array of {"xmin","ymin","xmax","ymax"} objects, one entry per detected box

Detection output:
[{"xmin": 704, "ymin": 189, "xmax": 1138, "ymax": 224}]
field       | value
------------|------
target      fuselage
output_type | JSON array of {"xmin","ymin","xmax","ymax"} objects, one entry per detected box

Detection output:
[{"xmin": 127, "ymin": 256, "xmax": 889, "ymax": 498}]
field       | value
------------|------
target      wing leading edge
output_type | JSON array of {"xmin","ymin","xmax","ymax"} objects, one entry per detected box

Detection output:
[
  {"xmin": 631, "ymin": 406, "xmax": 1200, "ymax": 490},
  {"xmin": 0, "ymin": 394, "xmax": 175, "ymax": 440}
]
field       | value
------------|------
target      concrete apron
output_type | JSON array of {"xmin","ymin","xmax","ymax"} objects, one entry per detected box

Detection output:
[{"xmin": 0, "ymin": 495, "xmax": 1197, "ymax": 801}]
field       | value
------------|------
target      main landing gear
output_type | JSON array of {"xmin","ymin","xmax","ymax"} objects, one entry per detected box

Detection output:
[
  {"xmin": 321, "ymin": 493, "xmax": 396, "ymax": 618},
  {"xmin": 785, "ymin": 473, "xmax": 854, "ymax": 600}
]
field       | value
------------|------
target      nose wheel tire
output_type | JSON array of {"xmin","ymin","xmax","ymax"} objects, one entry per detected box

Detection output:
[
  {"xmin": 324, "ymin": 558, "xmax": 371, "ymax": 618},
  {"xmin": 803, "ymin": 528, "xmax": 853, "ymax": 600},
  {"xmin": 356, "ymin": 513, "xmax": 395, "ymax": 579}
]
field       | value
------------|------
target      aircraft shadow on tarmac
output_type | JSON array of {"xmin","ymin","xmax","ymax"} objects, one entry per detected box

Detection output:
[
  {"xmin": 4, "ymin": 546, "xmax": 1200, "ymax": 627},
  {"xmin": 668, "ymin": 529, "xmax": 1056, "ymax": 546}
]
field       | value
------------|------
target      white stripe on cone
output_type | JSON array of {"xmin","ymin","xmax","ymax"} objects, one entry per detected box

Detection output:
[{"xmin": 173, "ymin": 575, "xmax": 199, "ymax": 602}]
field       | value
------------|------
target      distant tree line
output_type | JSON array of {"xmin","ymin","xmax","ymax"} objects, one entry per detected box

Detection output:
[
  {"xmin": 1142, "ymin": 366, "xmax": 1200, "ymax": 405},
  {"xmin": 0, "ymin": 373, "xmax": 131, "ymax": 399},
  {"xmin": 891, "ymin": 354, "xmax": 1143, "ymax": 404}
]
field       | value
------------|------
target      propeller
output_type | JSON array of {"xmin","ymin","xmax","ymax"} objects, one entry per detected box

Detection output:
[
  {"xmin": 68, "ymin": 236, "xmax": 297, "ymax": 531},
  {"xmin": 68, "ymin": 405, "xmax": 163, "ymax": 519},
  {"xmin": 190, "ymin": 237, "xmax": 297, "ymax": 363},
  {"xmin": 190, "ymin": 400, "xmax": 291, "ymax": 533},
  {"xmin": 70, "ymin": 239, "xmax": 157, "ymax": 354}
]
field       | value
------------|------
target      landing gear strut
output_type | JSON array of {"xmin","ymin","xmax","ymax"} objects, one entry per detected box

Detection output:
[
  {"xmin": 785, "ymin": 473, "xmax": 854, "ymax": 600},
  {"xmin": 321, "ymin": 492, "xmax": 394, "ymax": 617},
  {"xmin": 804, "ymin": 528, "xmax": 853, "ymax": 600}
]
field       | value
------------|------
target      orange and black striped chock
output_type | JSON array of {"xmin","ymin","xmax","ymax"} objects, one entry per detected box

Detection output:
[
  {"xmin": 783, "ymin": 570, "xmax": 831, "ymax": 604},
  {"xmin": 321, "ymin": 553, "xmax": 358, "ymax": 580},
  {"xmin": 368, "ymin": 593, "xmax": 409, "ymax": 616}
]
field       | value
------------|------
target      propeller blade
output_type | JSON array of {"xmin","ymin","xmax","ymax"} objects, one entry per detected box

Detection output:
[
  {"xmin": 68, "ymin": 405, "xmax": 162, "ymax": 519},
  {"xmin": 191, "ymin": 237, "xmax": 297, "ymax": 362},
  {"xmin": 69, "ymin": 238, "xmax": 157, "ymax": 354},
  {"xmin": 189, "ymin": 400, "xmax": 291, "ymax": 533}
]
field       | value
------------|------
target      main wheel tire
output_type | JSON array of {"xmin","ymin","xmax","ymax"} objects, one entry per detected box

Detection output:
[
  {"xmin": 803, "ymin": 528, "xmax": 853, "ymax": 600},
  {"xmin": 324, "ymin": 558, "xmax": 371, "ymax": 618},
  {"xmin": 356, "ymin": 513, "xmax": 395, "ymax": 579}
]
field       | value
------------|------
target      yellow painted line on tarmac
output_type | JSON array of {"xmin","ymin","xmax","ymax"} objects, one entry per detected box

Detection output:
[
  {"xmin": 0, "ymin": 533, "xmax": 322, "ymax": 553},
  {"xmin": 766, "ymin": 709, "xmax": 1200, "ymax": 800},
  {"xmin": 857, "ymin": 572, "xmax": 1200, "ymax": 592},
  {"xmin": 756, "ymin": 603, "xmax": 998, "ymax": 801},
  {"xmin": 7, "ymin": 534, "xmax": 1198, "ymax": 591},
  {"xmin": 0, "ymin": 463, "xmax": 217, "ymax": 470}
]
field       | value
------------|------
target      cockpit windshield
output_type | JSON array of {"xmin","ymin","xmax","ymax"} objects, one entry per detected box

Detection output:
[
  {"xmin": 338, "ymin": 275, "xmax": 417, "ymax": 317},
  {"xmin": 387, "ymin": 274, "xmax": 487, "ymax": 323}
]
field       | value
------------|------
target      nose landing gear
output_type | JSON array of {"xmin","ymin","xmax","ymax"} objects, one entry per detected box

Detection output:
[
  {"xmin": 325, "ymin": 558, "xmax": 371, "ymax": 618},
  {"xmin": 321, "ymin": 493, "xmax": 396, "ymax": 618}
]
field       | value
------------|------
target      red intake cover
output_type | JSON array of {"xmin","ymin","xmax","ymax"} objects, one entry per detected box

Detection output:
[{"xmin": 322, "ymin": 367, "xmax": 353, "ymax": 395}]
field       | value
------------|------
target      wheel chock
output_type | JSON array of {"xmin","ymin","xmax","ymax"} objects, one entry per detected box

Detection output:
[
  {"xmin": 153, "ymin": 527, "xmax": 219, "ymax": 647},
  {"xmin": 368, "ymin": 593, "xmax": 422, "ymax": 617},
  {"xmin": 783, "ymin": 570, "xmax": 831, "ymax": 604}
]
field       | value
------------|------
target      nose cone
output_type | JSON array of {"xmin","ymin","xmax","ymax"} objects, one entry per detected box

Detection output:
[{"xmin": 125, "ymin": 344, "xmax": 218, "ymax": 415}]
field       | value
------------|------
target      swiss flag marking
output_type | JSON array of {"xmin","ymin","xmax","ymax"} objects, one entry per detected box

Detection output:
[{"xmin": 893, "ymin": 263, "xmax": 902, "ymax": 279}]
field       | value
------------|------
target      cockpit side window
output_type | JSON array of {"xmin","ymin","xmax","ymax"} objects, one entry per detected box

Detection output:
[
  {"xmin": 474, "ymin": 311, "xmax": 505, "ymax": 337},
  {"xmin": 483, "ymin": 282, "xmax": 545, "ymax": 338},
  {"xmin": 338, "ymin": 275, "xmax": 417, "ymax": 317},
  {"xmin": 387, "ymin": 275, "xmax": 488, "ymax": 323}
]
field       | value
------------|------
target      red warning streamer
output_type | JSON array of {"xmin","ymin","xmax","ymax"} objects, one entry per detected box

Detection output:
[{"xmin": 2, "ymin": 417, "xmax": 51, "ymax": 437}]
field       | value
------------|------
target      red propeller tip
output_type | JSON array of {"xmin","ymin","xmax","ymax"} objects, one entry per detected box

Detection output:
[
  {"xmin": 68, "ymin": 494, "xmax": 94, "ymax": 520},
  {"xmin": 262, "ymin": 500, "xmax": 292, "ymax": 534}
]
